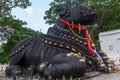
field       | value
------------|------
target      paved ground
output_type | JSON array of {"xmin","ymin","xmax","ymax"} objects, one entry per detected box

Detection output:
[
  {"xmin": 0, "ymin": 64, "xmax": 120, "ymax": 80},
  {"xmin": 0, "ymin": 71, "xmax": 120, "ymax": 80},
  {"xmin": 86, "ymin": 71, "xmax": 120, "ymax": 80}
]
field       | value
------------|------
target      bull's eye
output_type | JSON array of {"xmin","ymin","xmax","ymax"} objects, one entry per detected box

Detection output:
[{"xmin": 71, "ymin": 3, "xmax": 76, "ymax": 8}]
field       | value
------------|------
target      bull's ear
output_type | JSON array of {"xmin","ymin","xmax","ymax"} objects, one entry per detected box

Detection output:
[{"xmin": 56, "ymin": 4, "xmax": 67, "ymax": 16}]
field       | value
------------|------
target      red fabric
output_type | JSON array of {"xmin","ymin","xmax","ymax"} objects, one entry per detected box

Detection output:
[
  {"xmin": 58, "ymin": 18, "xmax": 81, "ymax": 29},
  {"xmin": 58, "ymin": 18, "xmax": 94, "ymax": 55},
  {"xmin": 85, "ymin": 30, "xmax": 94, "ymax": 55}
]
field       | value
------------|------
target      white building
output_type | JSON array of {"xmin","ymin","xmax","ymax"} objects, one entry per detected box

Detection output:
[{"xmin": 99, "ymin": 29, "xmax": 120, "ymax": 67}]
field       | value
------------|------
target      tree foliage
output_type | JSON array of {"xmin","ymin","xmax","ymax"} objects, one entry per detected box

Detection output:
[
  {"xmin": 0, "ymin": 12, "xmax": 39, "ymax": 64},
  {"xmin": 0, "ymin": 0, "xmax": 31, "ymax": 16},
  {"xmin": 0, "ymin": 0, "xmax": 31, "ymax": 42},
  {"xmin": 0, "ymin": 0, "xmax": 40, "ymax": 63},
  {"xmin": 0, "ymin": 16, "xmax": 27, "ymax": 43},
  {"xmin": 0, "ymin": 27, "xmax": 39, "ymax": 63},
  {"xmin": 0, "ymin": 16, "xmax": 39, "ymax": 63},
  {"xmin": 88, "ymin": 0, "xmax": 120, "ymax": 40}
]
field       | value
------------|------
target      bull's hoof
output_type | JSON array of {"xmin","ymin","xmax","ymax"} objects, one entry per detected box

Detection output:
[
  {"xmin": 106, "ymin": 67, "xmax": 113, "ymax": 73},
  {"xmin": 37, "ymin": 62, "xmax": 49, "ymax": 74},
  {"xmin": 98, "ymin": 63, "xmax": 106, "ymax": 71}
]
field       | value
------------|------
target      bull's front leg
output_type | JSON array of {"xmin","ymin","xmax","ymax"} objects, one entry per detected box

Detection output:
[{"xmin": 37, "ymin": 53, "xmax": 86, "ymax": 79}]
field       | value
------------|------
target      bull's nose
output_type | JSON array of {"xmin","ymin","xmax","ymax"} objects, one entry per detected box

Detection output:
[
  {"xmin": 82, "ymin": 9, "xmax": 97, "ymax": 17},
  {"xmin": 89, "ymin": 9, "xmax": 97, "ymax": 15}
]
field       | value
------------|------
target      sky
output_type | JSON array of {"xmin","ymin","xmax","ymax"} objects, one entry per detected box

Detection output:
[{"xmin": 12, "ymin": 0, "xmax": 53, "ymax": 33}]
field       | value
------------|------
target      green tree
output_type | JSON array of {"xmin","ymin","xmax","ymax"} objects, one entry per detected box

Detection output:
[
  {"xmin": 0, "ymin": 0, "xmax": 40, "ymax": 63},
  {"xmin": 0, "ymin": 16, "xmax": 27, "ymax": 43},
  {"xmin": 0, "ymin": 0, "xmax": 31, "ymax": 42},
  {"xmin": 0, "ymin": 0, "xmax": 31, "ymax": 16},
  {"xmin": 0, "ymin": 26, "xmax": 39, "ymax": 63},
  {"xmin": 0, "ymin": 43, "xmax": 7, "ymax": 63},
  {"xmin": 88, "ymin": 0, "xmax": 120, "ymax": 41}
]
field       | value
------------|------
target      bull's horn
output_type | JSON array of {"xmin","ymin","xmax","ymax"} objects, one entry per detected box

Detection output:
[
  {"xmin": 48, "ymin": 76, "xmax": 52, "ymax": 80},
  {"xmin": 62, "ymin": 75, "xmax": 66, "ymax": 80},
  {"xmin": 70, "ymin": 76, "xmax": 73, "ymax": 80}
]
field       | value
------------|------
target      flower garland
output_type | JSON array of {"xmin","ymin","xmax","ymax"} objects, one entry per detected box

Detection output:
[{"xmin": 58, "ymin": 18, "xmax": 94, "ymax": 55}]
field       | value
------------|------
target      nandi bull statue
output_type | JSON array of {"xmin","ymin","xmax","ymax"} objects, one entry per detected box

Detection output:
[{"xmin": 5, "ymin": 1, "xmax": 114, "ymax": 79}]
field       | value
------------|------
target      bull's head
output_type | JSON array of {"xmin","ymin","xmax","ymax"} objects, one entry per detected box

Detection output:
[{"xmin": 57, "ymin": 2, "xmax": 98, "ymax": 25}]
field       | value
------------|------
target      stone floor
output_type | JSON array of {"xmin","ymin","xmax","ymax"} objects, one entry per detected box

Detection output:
[
  {"xmin": 86, "ymin": 71, "xmax": 120, "ymax": 80},
  {"xmin": 0, "ymin": 70, "xmax": 120, "ymax": 80}
]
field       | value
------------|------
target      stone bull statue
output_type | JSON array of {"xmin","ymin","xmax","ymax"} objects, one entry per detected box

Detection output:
[{"xmin": 5, "ymin": 1, "xmax": 114, "ymax": 79}]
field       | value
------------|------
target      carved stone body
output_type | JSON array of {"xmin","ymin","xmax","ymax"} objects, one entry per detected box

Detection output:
[{"xmin": 5, "ymin": 2, "xmax": 103, "ymax": 79}]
